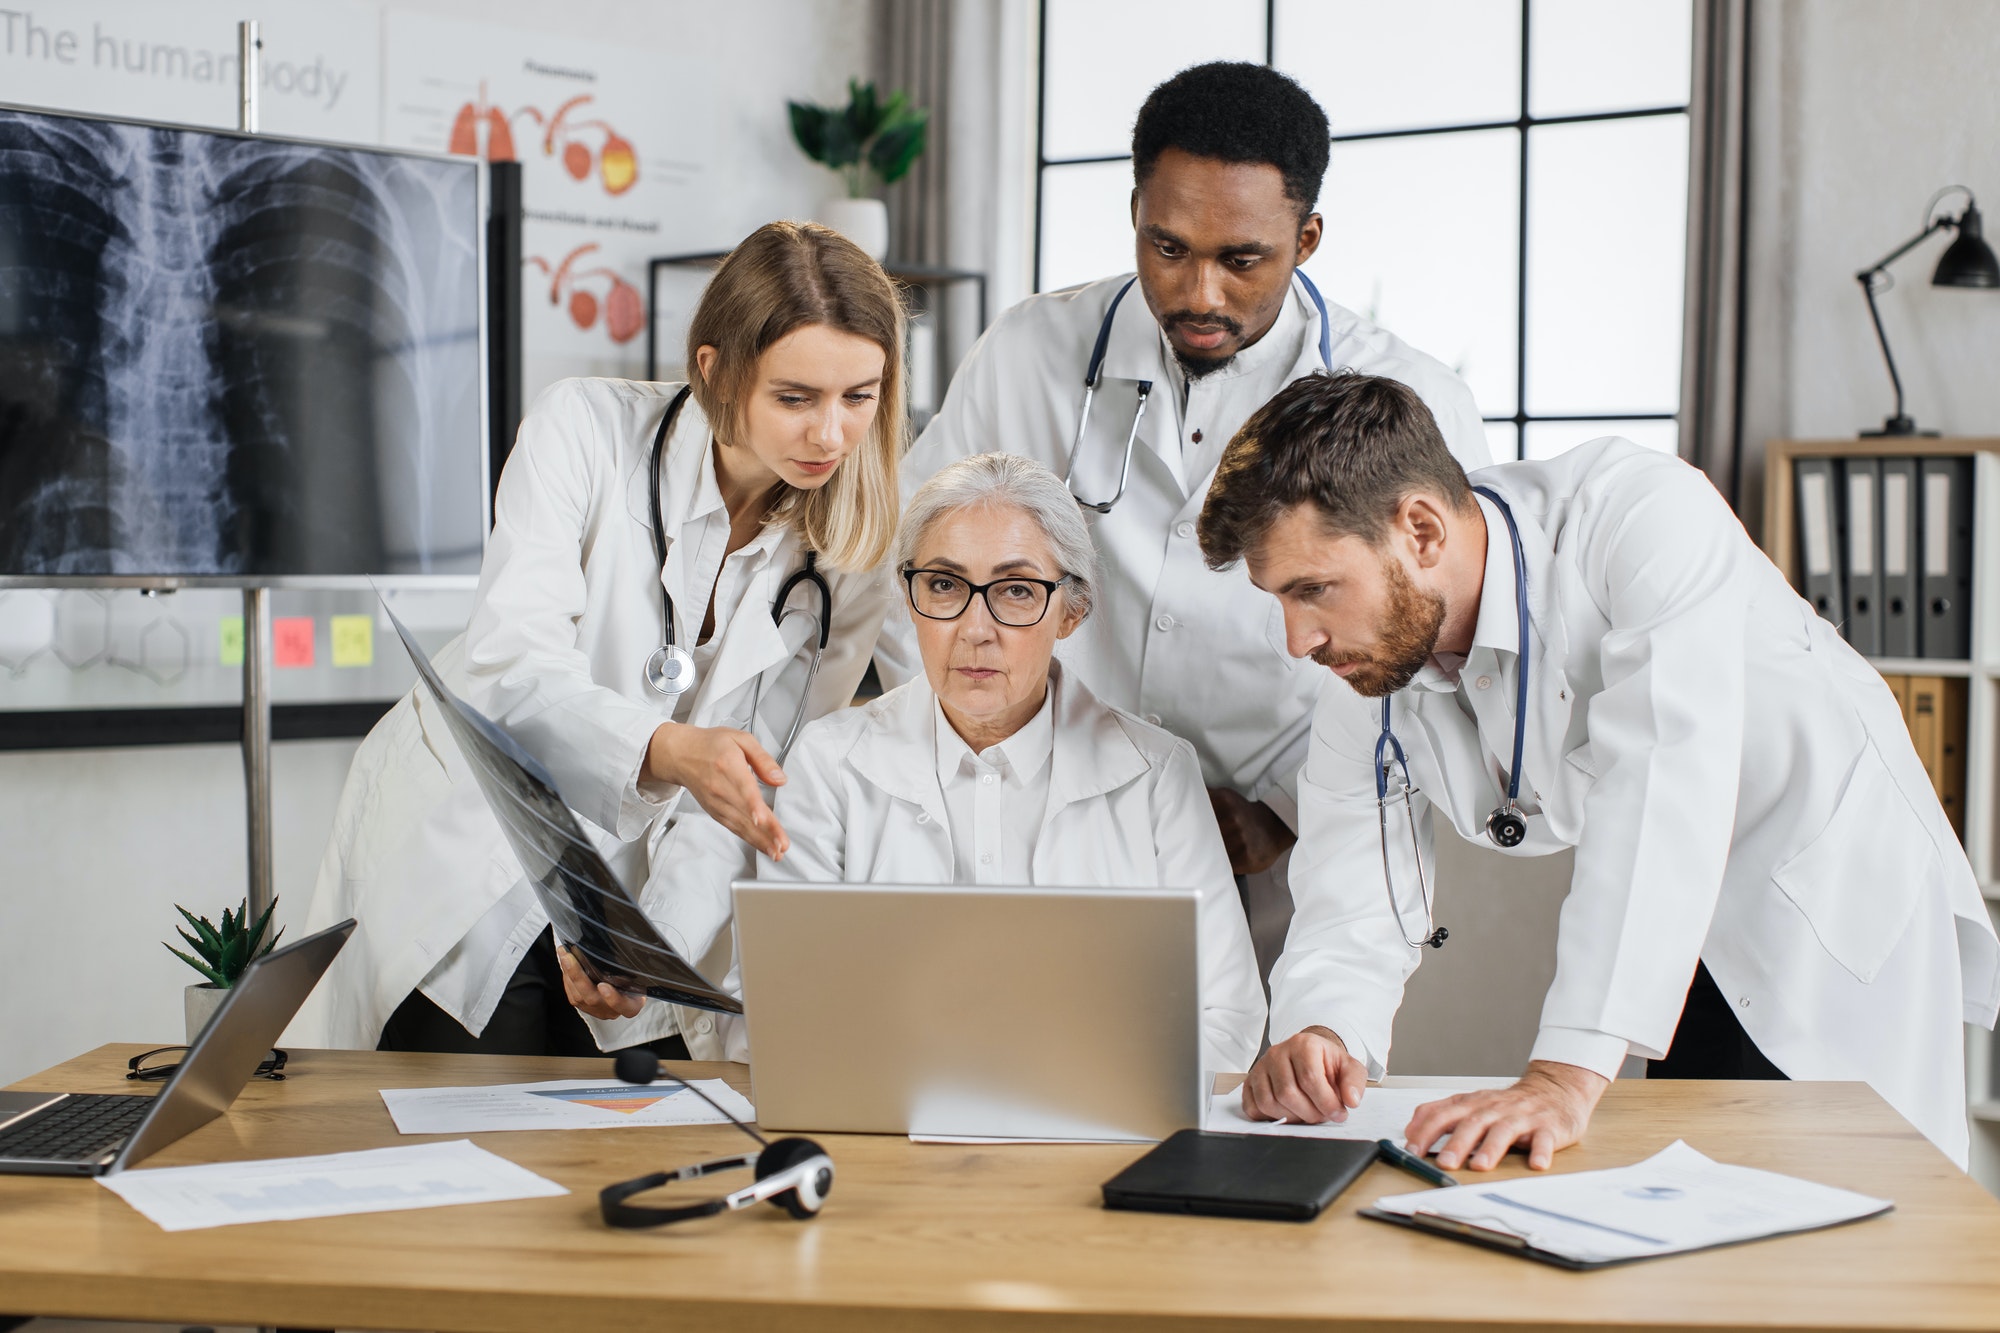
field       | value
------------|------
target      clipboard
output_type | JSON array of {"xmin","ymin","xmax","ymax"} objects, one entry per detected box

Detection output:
[{"xmin": 1357, "ymin": 1199, "xmax": 1893, "ymax": 1271}]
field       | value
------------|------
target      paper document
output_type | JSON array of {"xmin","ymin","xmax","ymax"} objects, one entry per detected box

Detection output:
[
  {"xmin": 99, "ymin": 1139, "xmax": 566, "ymax": 1232},
  {"xmin": 1206, "ymin": 1084, "xmax": 1486, "ymax": 1148},
  {"xmin": 380, "ymin": 1078, "xmax": 756, "ymax": 1134},
  {"xmin": 1370, "ymin": 1140, "xmax": 1891, "ymax": 1265}
]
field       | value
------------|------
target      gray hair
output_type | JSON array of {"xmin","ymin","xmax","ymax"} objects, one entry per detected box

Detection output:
[{"xmin": 896, "ymin": 452, "xmax": 1099, "ymax": 621}]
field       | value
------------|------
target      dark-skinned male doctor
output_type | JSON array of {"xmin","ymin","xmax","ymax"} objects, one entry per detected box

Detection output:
[
  {"xmin": 879, "ymin": 62, "xmax": 1489, "ymax": 969},
  {"xmin": 1198, "ymin": 370, "xmax": 1998, "ymax": 1170}
]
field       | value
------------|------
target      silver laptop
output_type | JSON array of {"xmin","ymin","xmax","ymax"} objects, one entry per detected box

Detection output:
[
  {"xmin": 0, "ymin": 918, "xmax": 354, "ymax": 1176},
  {"xmin": 732, "ymin": 882, "xmax": 1201, "ymax": 1141}
]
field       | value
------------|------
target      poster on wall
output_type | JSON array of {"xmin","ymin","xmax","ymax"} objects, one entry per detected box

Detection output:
[
  {"xmin": 382, "ymin": 9, "xmax": 723, "ymax": 397},
  {"xmin": 0, "ymin": 0, "xmax": 381, "ymax": 143}
]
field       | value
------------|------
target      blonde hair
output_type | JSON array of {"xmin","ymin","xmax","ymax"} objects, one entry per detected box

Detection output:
[{"xmin": 685, "ymin": 220, "xmax": 906, "ymax": 572}]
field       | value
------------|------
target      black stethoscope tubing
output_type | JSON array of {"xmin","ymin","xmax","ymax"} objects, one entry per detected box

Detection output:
[{"xmin": 643, "ymin": 385, "xmax": 833, "ymax": 719}]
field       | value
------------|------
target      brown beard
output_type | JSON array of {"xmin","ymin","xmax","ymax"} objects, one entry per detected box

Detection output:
[{"xmin": 1310, "ymin": 554, "xmax": 1446, "ymax": 697}]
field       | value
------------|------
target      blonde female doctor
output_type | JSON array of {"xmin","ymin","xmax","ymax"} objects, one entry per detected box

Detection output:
[{"xmin": 301, "ymin": 221, "xmax": 903, "ymax": 1058}]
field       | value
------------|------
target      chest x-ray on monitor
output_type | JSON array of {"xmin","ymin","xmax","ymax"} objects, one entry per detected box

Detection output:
[{"xmin": 0, "ymin": 105, "xmax": 486, "ymax": 581}]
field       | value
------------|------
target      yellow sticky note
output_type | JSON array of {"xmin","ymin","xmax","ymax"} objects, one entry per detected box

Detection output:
[
  {"xmin": 219, "ymin": 616, "xmax": 244, "ymax": 667},
  {"xmin": 330, "ymin": 615, "xmax": 374, "ymax": 668}
]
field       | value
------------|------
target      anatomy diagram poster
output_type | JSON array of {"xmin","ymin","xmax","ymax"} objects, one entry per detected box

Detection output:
[{"xmin": 383, "ymin": 10, "xmax": 722, "ymax": 394}]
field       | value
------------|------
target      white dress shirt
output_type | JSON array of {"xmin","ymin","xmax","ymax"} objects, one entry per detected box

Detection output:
[{"xmin": 935, "ymin": 688, "xmax": 1055, "ymax": 886}]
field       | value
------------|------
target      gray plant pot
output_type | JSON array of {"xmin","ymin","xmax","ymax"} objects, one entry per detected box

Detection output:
[{"xmin": 185, "ymin": 982, "xmax": 227, "ymax": 1043}]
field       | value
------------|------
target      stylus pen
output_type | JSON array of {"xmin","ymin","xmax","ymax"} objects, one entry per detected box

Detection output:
[{"xmin": 1376, "ymin": 1138, "xmax": 1455, "ymax": 1188}]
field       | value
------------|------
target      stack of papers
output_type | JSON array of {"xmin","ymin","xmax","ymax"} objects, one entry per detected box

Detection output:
[
  {"xmin": 380, "ymin": 1078, "xmax": 756, "ymax": 1134},
  {"xmin": 1369, "ymin": 1140, "xmax": 1891, "ymax": 1265},
  {"xmin": 100, "ymin": 1140, "xmax": 566, "ymax": 1231}
]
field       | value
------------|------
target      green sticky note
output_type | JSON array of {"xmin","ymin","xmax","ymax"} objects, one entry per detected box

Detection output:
[
  {"xmin": 330, "ymin": 614, "xmax": 374, "ymax": 668},
  {"xmin": 219, "ymin": 615, "xmax": 244, "ymax": 667}
]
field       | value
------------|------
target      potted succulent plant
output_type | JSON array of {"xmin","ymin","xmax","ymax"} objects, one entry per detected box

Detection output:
[
  {"xmin": 788, "ymin": 79, "xmax": 930, "ymax": 260},
  {"xmin": 167, "ymin": 897, "xmax": 282, "ymax": 1041}
]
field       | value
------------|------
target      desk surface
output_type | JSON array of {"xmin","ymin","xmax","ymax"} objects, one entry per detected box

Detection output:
[{"xmin": 4, "ymin": 1047, "xmax": 1999, "ymax": 1333}]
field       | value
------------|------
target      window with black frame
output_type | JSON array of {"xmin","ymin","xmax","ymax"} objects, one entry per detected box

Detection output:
[{"xmin": 1034, "ymin": 0, "xmax": 1694, "ymax": 463}]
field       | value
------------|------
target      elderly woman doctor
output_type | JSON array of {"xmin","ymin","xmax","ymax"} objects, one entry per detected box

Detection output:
[
  {"xmin": 301, "ymin": 222, "xmax": 902, "ymax": 1058},
  {"xmin": 658, "ymin": 453, "xmax": 1266, "ymax": 1070}
]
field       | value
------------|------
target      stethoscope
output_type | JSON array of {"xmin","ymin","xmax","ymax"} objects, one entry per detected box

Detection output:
[
  {"xmin": 1065, "ymin": 271, "xmax": 1336, "ymax": 513},
  {"xmin": 1374, "ymin": 485, "xmax": 1531, "ymax": 950},
  {"xmin": 642, "ymin": 385, "xmax": 833, "ymax": 763}
]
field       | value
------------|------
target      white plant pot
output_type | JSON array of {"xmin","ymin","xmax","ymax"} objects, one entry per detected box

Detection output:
[
  {"xmin": 816, "ymin": 197, "xmax": 889, "ymax": 260},
  {"xmin": 185, "ymin": 982, "xmax": 227, "ymax": 1043}
]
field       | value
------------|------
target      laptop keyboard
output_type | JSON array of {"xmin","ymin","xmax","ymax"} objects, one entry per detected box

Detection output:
[{"xmin": 0, "ymin": 1093, "xmax": 152, "ymax": 1162}]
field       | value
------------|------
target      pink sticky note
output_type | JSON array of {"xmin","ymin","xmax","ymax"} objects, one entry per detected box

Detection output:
[{"xmin": 273, "ymin": 617, "xmax": 316, "ymax": 668}]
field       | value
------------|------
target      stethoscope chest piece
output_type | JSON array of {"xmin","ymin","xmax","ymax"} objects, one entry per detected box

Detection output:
[
  {"xmin": 644, "ymin": 643, "xmax": 697, "ymax": 698},
  {"xmin": 1486, "ymin": 804, "xmax": 1528, "ymax": 849}
]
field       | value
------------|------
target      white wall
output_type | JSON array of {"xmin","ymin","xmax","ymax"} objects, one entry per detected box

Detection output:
[
  {"xmin": 0, "ymin": 0, "xmax": 875, "ymax": 1087},
  {"xmin": 1741, "ymin": 0, "xmax": 2000, "ymax": 520}
]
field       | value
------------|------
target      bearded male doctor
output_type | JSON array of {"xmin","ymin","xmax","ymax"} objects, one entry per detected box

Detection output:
[
  {"xmin": 1199, "ymin": 371, "xmax": 2000, "ymax": 1169},
  {"xmin": 885, "ymin": 63, "xmax": 1488, "ymax": 955}
]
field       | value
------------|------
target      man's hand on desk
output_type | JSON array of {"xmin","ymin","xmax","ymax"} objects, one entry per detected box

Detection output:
[
  {"xmin": 1403, "ymin": 1060, "xmax": 1609, "ymax": 1172},
  {"xmin": 556, "ymin": 945, "xmax": 645, "ymax": 1021},
  {"xmin": 1207, "ymin": 787, "xmax": 1296, "ymax": 877},
  {"xmin": 1240, "ymin": 1026, "xmax": 1367, "ymax": 1124}
]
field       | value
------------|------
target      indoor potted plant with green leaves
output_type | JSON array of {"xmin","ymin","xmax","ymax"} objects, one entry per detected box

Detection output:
[
  {"xmin": 788, "ymin": 79, "xmax": 929, "ymax": 260},
  {"xmin": 167, "ymin": 897, "xmax": 282, "ymax": 1041}
]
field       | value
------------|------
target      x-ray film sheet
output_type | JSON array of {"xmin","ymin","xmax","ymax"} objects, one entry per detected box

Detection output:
[{"xmin": 384, "ymin": 603, "xmax": 741, "ymax": 1014}]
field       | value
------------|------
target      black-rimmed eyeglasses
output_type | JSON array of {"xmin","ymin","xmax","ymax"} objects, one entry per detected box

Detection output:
[{"xmin": 903, "ymin": 569, "xmax": 1068, "ymax": 627}]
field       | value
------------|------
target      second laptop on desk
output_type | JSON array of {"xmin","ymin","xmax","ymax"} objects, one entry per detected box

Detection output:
[{"xmin": 732, "ymin": 880, "xmax": 1203, "ymax": 1142}]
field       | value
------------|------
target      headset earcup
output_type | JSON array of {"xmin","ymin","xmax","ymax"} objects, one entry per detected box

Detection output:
[{"xmin": 756, "ymin": 1137, "xmax": 829, "ymax": 1219}]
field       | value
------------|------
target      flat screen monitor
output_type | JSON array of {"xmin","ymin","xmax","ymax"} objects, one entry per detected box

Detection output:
[{"xmin": 0, "ymin": 105, "xmax": 486, "ymax": 584}]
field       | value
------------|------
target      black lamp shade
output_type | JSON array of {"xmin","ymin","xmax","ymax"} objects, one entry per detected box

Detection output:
[{"xmin": 1934, "ymin": 203, "xmax": 2000, "ymax": 288}]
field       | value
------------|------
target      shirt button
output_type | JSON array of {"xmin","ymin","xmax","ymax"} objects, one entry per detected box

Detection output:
[
  {"xmin": 916, "ymin": 812, "xmax": 931, "ymax": 825},
  {"xmin": 1175, "ymin": 522, "xmax": 1195, "ymax": 539},
  {"xmin": 980, "ymin": 773, "xmax": 997, "ymax": 786},
  {"xmin": 1155, "ymin": 614, "xmax": 1175, "ymax": 632},
  {"xmin": 696, "ymin": 1016, "xmax": 714, "ymax": 1034},
  {"xmin": 980, "ymin": 852, "xmax": 993, "ymax": 865},
  {"xmin": 1191, "ymin": 429, "xmax": 1204, "ymax": 444},
  {"xmin": 1143, "ymin": 713, "xmax": 1161, "ymax": 725},
  {"xmin": 1738, "ymin": 996, "xmax": 1750, "ymax": 1009},
  {"xmin": 1475, "ymin": 675, "xmax": 1493, "ymax": 690}
]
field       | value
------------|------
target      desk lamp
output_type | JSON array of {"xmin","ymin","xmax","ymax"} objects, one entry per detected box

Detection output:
[{"xmin": 1855, "ymin": 185, "xmax": 2000, "ymax": 436}]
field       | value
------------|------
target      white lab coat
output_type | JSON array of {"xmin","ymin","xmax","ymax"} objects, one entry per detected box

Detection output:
[
  {"xmin": 882, "ymin": 274, "xmax": 1491, "ymax": 821},
  {"xmin": 1274, "ymin": 438, "xmax": 2000, "ymax": 1165},
  {"xmin": 298, "ymin": 378, "xmax": 892, "ymax": 1051},
  {"xmin": 649, "ymin": 666, "xmax": 1268, "ymax": 1073}
]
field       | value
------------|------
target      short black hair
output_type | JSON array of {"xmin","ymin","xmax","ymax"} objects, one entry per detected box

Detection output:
[
  {"xmin": 1132, "ymin": 62, "xmax": 1331, "ymax": 217},
  {"xmin": 1198, "ymin": 372, "xmax": 1473, "ymax": 568}
]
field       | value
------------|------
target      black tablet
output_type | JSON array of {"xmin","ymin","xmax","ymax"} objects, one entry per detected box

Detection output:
[{"xmin": 1102, "ymin": 1130, "xmax": 1380, "ymax": 1222}]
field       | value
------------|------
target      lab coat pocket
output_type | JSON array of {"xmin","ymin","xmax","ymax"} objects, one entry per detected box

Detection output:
[{"xmin": 1771, "ymin": 740, "xmax": 1933, "ymax": 984}]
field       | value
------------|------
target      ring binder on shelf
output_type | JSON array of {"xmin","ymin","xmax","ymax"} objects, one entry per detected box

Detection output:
[
  {"xmin": 1794, "ymin": 457, "xmax": 1845, "ymax": 628},
  {"xmin": 1880, "ymin": 458, "xmax": 1921, "ymax": 658},
  {"xmin": 1843, "ymin": 458, "xmax": 1883, "ymax": 656},
  {"xmin": 1918, "ymin": 457, "xmax": 1973, "ymax": 659}
]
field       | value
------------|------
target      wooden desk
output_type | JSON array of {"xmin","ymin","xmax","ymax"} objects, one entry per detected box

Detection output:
[{"xmin": 4, "ymin": 1047, "xmax": 1999, "ymax": 1332}]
